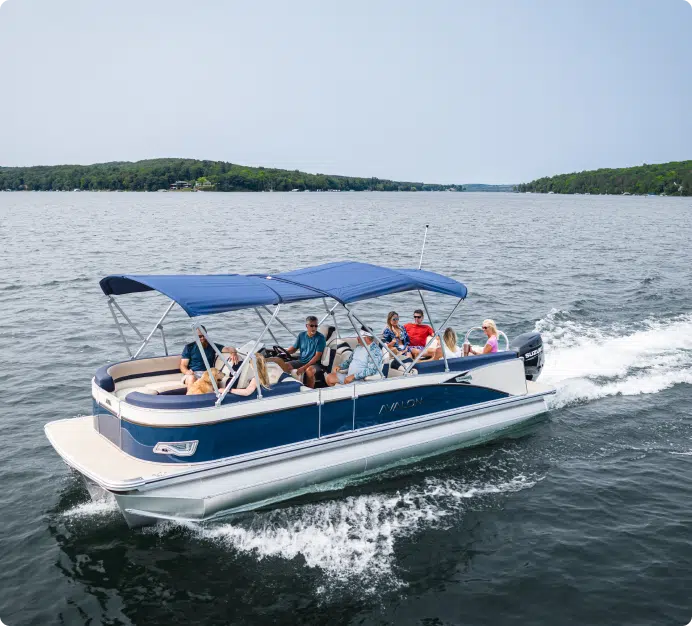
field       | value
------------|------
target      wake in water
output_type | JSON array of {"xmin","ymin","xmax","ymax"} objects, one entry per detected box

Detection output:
[
  {"xmin": 61, "ymin": 490, "xmax": 119, "ymax": 519},
  {"xmin": 184, "ymin": 472, "xmax": 540, "ymax": 592},
  {"xmin": 536, "ymin": 310, "xmax": 692, "ymax": 408}
]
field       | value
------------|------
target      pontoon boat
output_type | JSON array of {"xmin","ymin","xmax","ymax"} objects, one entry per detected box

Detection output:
[{"xmin": 44, "ymin": 262, "xmax": 554, "ymax": 527}]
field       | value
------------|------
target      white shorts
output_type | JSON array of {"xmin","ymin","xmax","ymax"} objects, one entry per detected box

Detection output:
[{"xmin": 182, "ymin": 371, "xmax": 206, "ymax": 383}]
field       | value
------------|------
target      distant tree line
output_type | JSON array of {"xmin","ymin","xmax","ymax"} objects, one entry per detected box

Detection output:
[
  {"xmin": 517, "ymin": 161, "xmax": 692, "ymax": 196},
  {"xmin": 0, "ymin": 158, "xmax": 463, "ymax": 192}
]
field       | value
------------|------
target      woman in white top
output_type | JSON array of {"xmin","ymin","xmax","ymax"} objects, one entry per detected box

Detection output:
[{"xmin": 434, "ymin": 328, "xmax": 462, "ymax": 360}]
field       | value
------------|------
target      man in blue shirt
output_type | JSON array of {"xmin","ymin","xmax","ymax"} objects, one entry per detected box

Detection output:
[
  {"xmin": 180, "ymin": 326, "xmax": 239, "ymax": 388},
  {"xmin": 269, "ymin": 315, "xmax": 326, "ymax": 388}
]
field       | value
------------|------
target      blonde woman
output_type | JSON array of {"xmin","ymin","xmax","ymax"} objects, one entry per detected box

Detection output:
[
  {"xmin": 434, "ymin": 328, "xmax": 462, "ymax": 359},
  {"xmin": 231, "ymin": 353, "xmax": 271, "ymax": 396},
  {"xmin": 466, "ymin": 319, "xmax": 499, "ymax": 356}
]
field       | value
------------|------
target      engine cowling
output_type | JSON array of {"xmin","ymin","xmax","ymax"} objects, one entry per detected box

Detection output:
[{"xmin": 509, "ymin": 331, "xmax": 545, "ymax": 381}]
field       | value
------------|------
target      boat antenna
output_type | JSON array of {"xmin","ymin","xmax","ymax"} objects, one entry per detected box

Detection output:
[{"xmin": 418, "ymin": 224, "xmax": 429, "ymax": 270}]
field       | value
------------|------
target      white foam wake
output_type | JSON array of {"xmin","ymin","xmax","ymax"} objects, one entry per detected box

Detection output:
[
  {"xmin": 535, "ymin": 310, "xmax": 692, "ymax": 408},
  {"xmin": 61, "ymin": 492, "xmax": 119, "ymax": 519},
  {"xmin": 185, "ymin": 473, "xmax": 539, "ymax": 591}
]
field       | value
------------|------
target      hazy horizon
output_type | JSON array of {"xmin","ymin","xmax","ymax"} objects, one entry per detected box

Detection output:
[{"xmin": 1, "ymin": 0, "xmax": 691, "ymax": 184}]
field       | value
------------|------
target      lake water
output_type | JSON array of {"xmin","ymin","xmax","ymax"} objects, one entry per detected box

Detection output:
[{"xmin": 0, "ymin": 191, "xmax": 690, "ymax": 625}]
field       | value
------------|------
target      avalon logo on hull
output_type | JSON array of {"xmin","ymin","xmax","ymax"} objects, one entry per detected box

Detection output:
[
  {"xmin": 454, "ymin": 373, "xmax": 473, "ymax": 384},
  {"xmin": 379, "ymin": 397, "xmax": 423, "ymax": 414},
  {"xmin": 153, "ymin": 440, "xmax": 198, "ymax": 457}
]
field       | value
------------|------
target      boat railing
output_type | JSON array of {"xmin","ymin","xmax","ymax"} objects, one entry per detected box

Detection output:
[{"xmin": 464, "ymin": 327, "xmax": 510, "ymax": 351}]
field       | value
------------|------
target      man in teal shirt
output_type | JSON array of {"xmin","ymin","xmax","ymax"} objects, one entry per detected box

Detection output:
[{"xmin": 270, "ymin": 315, "xmax": 326, "ymax": 388}]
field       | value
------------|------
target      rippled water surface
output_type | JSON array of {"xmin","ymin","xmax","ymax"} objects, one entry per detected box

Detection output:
[{"xmin": 0, "ymin": 192, "xmax": 690, "ymax": 625}]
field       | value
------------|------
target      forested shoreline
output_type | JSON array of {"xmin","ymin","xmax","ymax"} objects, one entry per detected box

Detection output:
[
  {"xmin": 518, "ymin": 161, "xmax": 692, "ymax": 196},
  {"xmin": 0, "ymin": 158, "xmax": 464, "ymax": 192}
]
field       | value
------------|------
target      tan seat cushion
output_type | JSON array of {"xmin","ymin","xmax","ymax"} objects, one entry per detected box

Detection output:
[
  {"xmin": 267, "ymin": 362, "xmax": 285, "ymax": 386},
  {"xmin": 115, "ymin": 387, "xmax": 158, "ymax": 400},
  {"xmin": 145, "ymin": 381, "xmax": 187, "ymax": 394},
  {"xmin": 108, "ymin": 355, "xmax": 180, "ymax": 381}
]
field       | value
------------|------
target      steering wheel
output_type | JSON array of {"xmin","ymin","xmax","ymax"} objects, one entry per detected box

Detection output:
[{"xmin": 272, "ymin": 345, "xmax": 293, "ymax": 362}]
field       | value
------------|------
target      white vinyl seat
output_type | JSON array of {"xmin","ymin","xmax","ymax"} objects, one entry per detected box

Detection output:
[{"xmin": 317, "ymin": 325, "xmax": 336, "ymax": 344}]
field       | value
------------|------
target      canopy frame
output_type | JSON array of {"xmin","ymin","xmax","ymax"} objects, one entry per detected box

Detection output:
[{"xmin": 100, "ymin": 263, "xmax": 468, "ymax": 396}]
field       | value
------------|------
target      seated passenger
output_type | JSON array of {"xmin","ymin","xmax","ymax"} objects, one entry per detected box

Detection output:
[
  {"xmin": 383, "ymin": 311, "xmax": 411, "ymax": 356},
  {"xmin": 433, "ymin": 328, "xmax": 463, "ymax": 359},
  {"xmin": 231, "ymin": 353, "xmax": 271, "ymax": 397},
  {"xmin": 465, "ymin": 319, "xmax": 499, "ymax": 356},
  {"xmin": 325, "ymin": 328, "xmax": 383, "ymax": 386},
  {"xmin": 268, "ymin": 315, "xmax": 325, "ymax": 388},
  {"xmin": 181, "ymin": 326, "xmax": 239, "ymax": 389},
  {"xmin": 405, "ymin": 309, "xmax": 435, "ymax": 359}
]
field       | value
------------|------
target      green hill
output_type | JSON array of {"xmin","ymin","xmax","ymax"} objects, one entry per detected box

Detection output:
[
  {"xmin": 0, "ymin": 158, "xmax": 465, "ymax": 192},
  {"xmin": 517, "ymin": 161, "xmax": 692, "ymax": 196}
]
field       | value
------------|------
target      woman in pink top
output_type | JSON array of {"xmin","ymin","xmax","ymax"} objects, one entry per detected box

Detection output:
[{"xmin": 467, "ymin": 319, "xmax": 499, "ymax": 355}]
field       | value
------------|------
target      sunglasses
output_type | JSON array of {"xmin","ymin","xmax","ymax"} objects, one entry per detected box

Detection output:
[
  {"xmin": 414, "ymin": 315, "xmax": 423, "ymax": 319},
  {"xmin": 307, "ymin": 324, "xmax": 317, "ymax": 327},
  {"xmin": 391, "ymin": 317, "xmax": 399, "ymax": 321},
  {"xmin": 482, "ymin": 326, "xmax": 489, "ymax": 330}
]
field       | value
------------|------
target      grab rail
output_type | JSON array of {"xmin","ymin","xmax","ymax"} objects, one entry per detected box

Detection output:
[{"xmin": 464, "ymin": 327, "xmax": 509, "ymax": 351}]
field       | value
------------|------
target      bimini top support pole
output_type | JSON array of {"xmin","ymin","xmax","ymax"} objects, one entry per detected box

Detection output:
[
  {"xmin": 418, "ymin": 290, "xmax": 449, "ymax": 372},
  {"xmin": 344, "ymin": 308, "xmax": 385, "ymax": 379},
  {"xmin": 109, "ymin": 297, "xmax": 145, "ymax": 342},
  {"xmin": 262, "ymin": 305, "xmax": 297, "ymax": 339},
  {"xmin": 404, "ymin": 298, "xmax": 463, "ymax": 375},
  {"xmin": 216, "ymin": 304, "xmax": 281, "ymax": 406},
  {"xmin": 191, "ymin": 324, "xmax": 220, "ymax": 395},
  {"xmin": 106, "ymin": 297, "xmax": 133, "ymax": 358},
  {"xmin": 132, "ymin": 301, "xmax": 176, "ymax": 360}
]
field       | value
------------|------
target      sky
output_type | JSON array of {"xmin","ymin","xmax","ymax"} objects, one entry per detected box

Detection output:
[{"xmin": 0, "ymin": 0, "xmax": 691, "ymax": 184}]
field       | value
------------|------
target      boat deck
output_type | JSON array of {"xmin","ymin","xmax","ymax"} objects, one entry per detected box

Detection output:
[{"xmin": 45, "ymin": 417, "xmax": 193, "ymax": 488}]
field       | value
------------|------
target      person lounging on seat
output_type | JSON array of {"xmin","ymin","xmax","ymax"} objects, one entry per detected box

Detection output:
[
  {"xmin": 325, "ymin": 328, "xmax": 383, "ymax": 386},
  {"xmin": 382, "ymin": 311, "xmax": 411, "ymax": 356},
  {"xmin": 405, "ymin": 309, "xmax": 436, "ymax": 360}
]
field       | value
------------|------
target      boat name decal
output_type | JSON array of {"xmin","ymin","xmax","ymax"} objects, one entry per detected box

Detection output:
[
  {"xmin": 524, "ymin": 347, "xmax": 543, "ymax": 359},
  {"xmin": 379, "ymin": 397, "xmax": 423, "ymax": 414}
]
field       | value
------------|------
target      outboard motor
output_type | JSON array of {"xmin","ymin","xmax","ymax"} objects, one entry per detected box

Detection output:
[{"xmin": 509, "ymin": 331, "xmax": 545, "ymax": 381}]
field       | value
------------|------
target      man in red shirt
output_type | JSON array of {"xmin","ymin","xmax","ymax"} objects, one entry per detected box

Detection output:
[{"xmin": 404, "ymin": 309, "xmax": 435, "ymax": 359}]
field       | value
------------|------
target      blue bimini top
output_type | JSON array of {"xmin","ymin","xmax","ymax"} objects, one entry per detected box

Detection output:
[{"xmin": 100, "ymin": 261, "xmax": 467, "ymax": 317}]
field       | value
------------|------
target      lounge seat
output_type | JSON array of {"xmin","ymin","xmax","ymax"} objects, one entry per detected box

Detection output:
[
  {"xmin": 144, "ymin": 380, "xmax": 187, "ymax": 394},
  {"xmin": 115, "ymin": 387, "xmax": 158, "ymax": 400}
]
